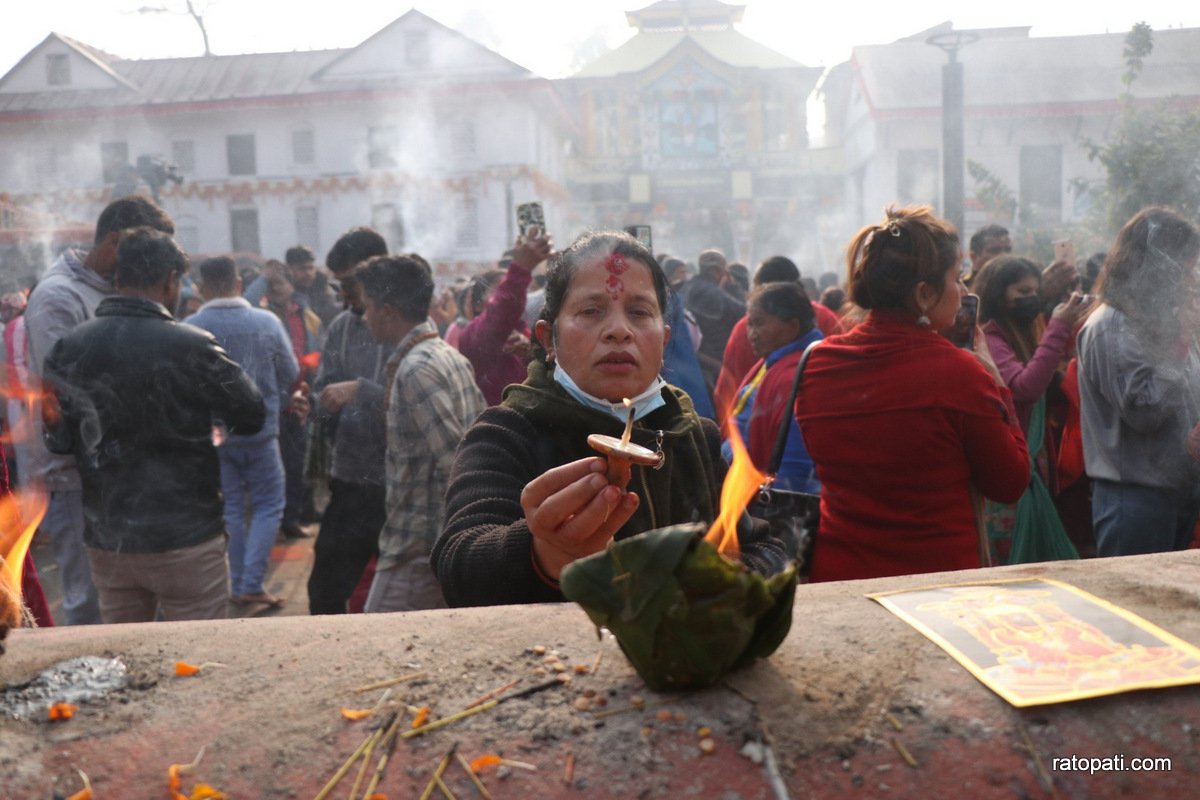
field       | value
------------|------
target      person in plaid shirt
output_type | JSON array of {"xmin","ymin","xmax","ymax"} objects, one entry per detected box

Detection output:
[{"xmin": 357, "ymin": 254, "xmax": 485, "ymax": 611}]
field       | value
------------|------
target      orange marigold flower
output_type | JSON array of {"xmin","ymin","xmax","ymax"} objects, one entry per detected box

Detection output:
[
  {"xmin": 469, "ymin": 754, "xmax": 503, "ymax": 773},
  {"xmin": 411, "ymin": 706, "xmax": 431, "ymax": 729},
  {"xmin": 48, "ymin": 702, "xmax": 77, "ymax": 721}
]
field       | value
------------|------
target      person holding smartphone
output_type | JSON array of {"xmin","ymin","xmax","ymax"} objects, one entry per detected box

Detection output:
[
  {"xmin": 978, "ymin": 256, "xmax": 1092, "ymax": 434},
  {"xmin": 975, "ymin": 255, "xmax": 1093, "ymax": 563},
  {"xmin": 793, "ymin": 206, "xmax": 1029, "ymax": 582},
  {"xmin": 1077, "ymin": 208, "xmax": 1200, "ymax": 557},
  {"xmin": 457, "ymin": 225, "xmax": 553, "ymax": 405}
]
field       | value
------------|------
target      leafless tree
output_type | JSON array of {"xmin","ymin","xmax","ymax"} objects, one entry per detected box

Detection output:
[{"xmin": 137, "ymin": 1, "xmax": 215, "ymax": 56}]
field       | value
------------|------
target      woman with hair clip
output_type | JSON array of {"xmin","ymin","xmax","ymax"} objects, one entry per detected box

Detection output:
[
  {"xmin": 976, "ymin": 255, "xmax": 1091, "ymax": 562},
  {"xmin": 1077, "ymin": 206, "xmax": 1200, "ymax": 557},
  {"xmin": 433, "ymin": 231, "xmax": 790, "ymax": 607},
  {"xmin": 793, "ymin": 206, "xmax": 1030, "ymax": 582}
]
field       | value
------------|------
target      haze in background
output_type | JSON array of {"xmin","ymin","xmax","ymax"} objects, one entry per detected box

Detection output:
[{"xmin": 2, "ymin": 0, "xmax": 1199, "ymax": 78}]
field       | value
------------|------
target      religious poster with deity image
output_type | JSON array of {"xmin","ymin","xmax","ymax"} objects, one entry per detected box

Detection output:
[{"xmin": 867, "ymin": 578, "xmax": 1200, "ymax": 707}]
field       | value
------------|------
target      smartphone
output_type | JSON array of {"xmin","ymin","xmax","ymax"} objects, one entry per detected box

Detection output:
[
  {"xmin": 1054, "ymin": 239, "xmax": 1077, "ymax": 269},
  {"xmin": 943, "ymin": 294, "xmax": 979, "ymax": 349},
  {"xmin": 516, "ymin": 202, "xmax": 545, "ymax": 237},
  {"xmin": 624, "ymin": 224, "xmax": 653, "ymax": 252}
]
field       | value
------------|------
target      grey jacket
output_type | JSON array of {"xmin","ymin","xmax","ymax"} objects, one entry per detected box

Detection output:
[
  {"xmin": 25, "ymin": 249, "xmax": 115, "ymax": 490},
  {"xmin": 312, "ymin": 308, "xmax": 387, "ymax": 486},
  {"xmin": 1077, "ymin": 303, "xmax": 1200, "ymax": 491}
]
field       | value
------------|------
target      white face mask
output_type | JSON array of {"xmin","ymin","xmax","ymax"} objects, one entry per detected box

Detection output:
[{"xmin": 552, "ymin": 363, "xmax": 667, "ymax": 422}]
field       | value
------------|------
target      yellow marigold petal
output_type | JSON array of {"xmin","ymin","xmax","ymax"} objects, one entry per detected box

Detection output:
[
  {"xmin": 340, "ymin": 707, "xmax": 372, "ymax": 721},
  {"xmin": 190, "ymin": 784, "xmax": 227, "ymax": 799}
]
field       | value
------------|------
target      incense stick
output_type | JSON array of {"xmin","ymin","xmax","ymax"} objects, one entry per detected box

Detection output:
[
  {"xmin": 455, "ymin": 752, "xmax": 494, "ymax": 800},
  {"xmin": 418, "ymin": 746, "xmax": 457, "ymax": 800},
  {"xmin": 619, "ymin": 398, "xmax": 634, "ymax": 446},
  {"xmin": 352, "ymin": 670, "xmax": 428, "ymax": 693},
  {"xmin": 362, "ymin": 714, "xmax": 404, "ymax": 798},
  {"xmin": 464, "ymin": 678, "xmax": 522, "ymax": 709},
  {"xmin": 314, "ymin": 714, "xmax": 393, "ymax": 800},
  {"xmin": 347, "ymin": 727, "xmax": 383, "ymax": 800}
]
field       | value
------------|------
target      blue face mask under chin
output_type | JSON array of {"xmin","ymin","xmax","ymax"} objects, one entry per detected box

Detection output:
[{"xmin": 552, "ymin": 363, "xmax": 667, "ymax": 422}]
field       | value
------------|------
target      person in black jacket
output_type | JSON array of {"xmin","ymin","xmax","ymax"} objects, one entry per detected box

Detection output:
[
  {"xmin": 684, "ymin": 248, "xmax": 745, "ymax": 394},
  {"xmin": 42, "ymin": 227, "xmax": 266, "ymax": 623}
]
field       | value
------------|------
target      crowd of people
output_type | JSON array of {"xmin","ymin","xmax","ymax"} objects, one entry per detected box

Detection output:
[{"xmin": 2, "ymin": 193, "xmax": 1198, "ymax": 627}]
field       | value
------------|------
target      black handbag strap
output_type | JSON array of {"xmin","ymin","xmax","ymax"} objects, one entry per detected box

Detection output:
[{"xmin": 765, "ymin": 339, "xmax": 821, "ymax": 478}]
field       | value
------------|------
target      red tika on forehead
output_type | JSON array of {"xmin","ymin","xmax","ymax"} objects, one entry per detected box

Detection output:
[{"xmin": 603, "ymin": 253, "xmax": 631, "ymax": 300}]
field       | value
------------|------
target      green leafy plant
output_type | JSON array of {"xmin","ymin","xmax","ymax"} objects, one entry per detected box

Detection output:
[{"xmin": 1077, "ymin": 23, "xmax": 1200, "ymax": 233}]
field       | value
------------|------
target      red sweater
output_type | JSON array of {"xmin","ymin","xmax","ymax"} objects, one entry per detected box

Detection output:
[{"xmin": 794, "ymin": 310, "xmax": 1029, "ymax": 582}]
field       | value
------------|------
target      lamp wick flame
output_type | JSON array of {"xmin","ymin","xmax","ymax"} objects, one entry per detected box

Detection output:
[{"xmin": 704, "ymin": 424, "xmax": 766, "ymax": 561}]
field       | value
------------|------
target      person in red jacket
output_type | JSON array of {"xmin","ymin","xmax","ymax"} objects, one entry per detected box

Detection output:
[{"xmin": 794, "ymin": 205, "xmax": 1029, "ymax": 582}]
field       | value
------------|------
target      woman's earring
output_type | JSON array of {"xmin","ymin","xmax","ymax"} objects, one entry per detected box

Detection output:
[{"xmin": 917, "ymin": 307, "xmax": 931, "ymax": 327}]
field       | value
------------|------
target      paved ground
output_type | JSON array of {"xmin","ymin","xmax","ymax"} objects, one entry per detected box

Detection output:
[{"xmin": 30, "ymin": 522, "xmax": 320, "ymax": 624}]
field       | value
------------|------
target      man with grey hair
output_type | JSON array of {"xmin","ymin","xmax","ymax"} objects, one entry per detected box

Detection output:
[{"xmin": 684, "ymin": 248, "xmax": 745, "ymax": 394}]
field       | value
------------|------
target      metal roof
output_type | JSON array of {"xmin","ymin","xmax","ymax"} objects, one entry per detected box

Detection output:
[
  {"xmin": 0, "ymin": 10, "xmax": 542, "ymax": 116},
  {"xmin": 852, "ymin": 26, "xmax": 1200, "ymax": 113}
]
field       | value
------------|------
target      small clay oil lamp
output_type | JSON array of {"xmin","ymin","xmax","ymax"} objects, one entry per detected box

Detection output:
[
  {"xmin": 563, "ymin": 426, "xmax": 797, "ymax": 691},
  {"xmin": 586, "ymin": 398, "xmax": 662, "ymax": 487}
]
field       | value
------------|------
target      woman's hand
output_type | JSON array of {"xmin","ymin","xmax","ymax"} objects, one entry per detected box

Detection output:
[
  {"xmin": 522, "ymin": 457, "xmax": 639, "ymax": 582},
  {"xmin": 512, "ymin": 225, "xmax": 554, "ymax": 272},
  {"xmin": 971, "ymin": 327, "xmax": 1005, "ymax": 386},
  {"xmin": 503, "ymin": 331, "xmax": 533, "ymax": 361},
  {"xmin": 1040, "ymin": 259, "xmax": 1080, "ymax": 306},
  {"xmin": 1051, "ymin": 291, "xmax": 1091, "ymax": 326}
]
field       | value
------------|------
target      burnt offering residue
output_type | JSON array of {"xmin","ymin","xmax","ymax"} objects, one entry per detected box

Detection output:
[{"xmin": 0, "ymin": 655, "xmax": 127, "ymax": 720}]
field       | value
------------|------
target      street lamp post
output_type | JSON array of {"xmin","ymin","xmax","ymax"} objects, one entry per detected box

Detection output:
[{"xmin": 926, "ymin": 32, "xmax": 979, "ymax": 235}]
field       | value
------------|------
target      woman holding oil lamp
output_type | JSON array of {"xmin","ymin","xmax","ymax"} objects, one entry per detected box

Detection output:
[{"xmin": 433, "ymin": 231, "xmax": 790, "ymax": 607}]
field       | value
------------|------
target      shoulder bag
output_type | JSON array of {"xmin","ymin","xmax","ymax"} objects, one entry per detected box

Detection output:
[{"xmin": 748, "ymin": 340, "xmax": 822, "ymax": 576}]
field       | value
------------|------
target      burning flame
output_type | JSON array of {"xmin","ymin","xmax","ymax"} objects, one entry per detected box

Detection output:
[
  {"xmin": 704, "ymin": 424, "xmax": 766, "ymax": 561},
  {"xmin": 0, "ymin": 375, "xmax": 54, "ymax": 446},
  {"xmin": 0, "ymin": 487, "xmax": 49, "ymax": 611}
]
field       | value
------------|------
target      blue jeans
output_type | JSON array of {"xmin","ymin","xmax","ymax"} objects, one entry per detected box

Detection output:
[
  {"xmin": 1092, "ymin": 479, "xmax": 1199, "ymax": 557},
  {"xmin": 42, "ymin": 490, "xmax": 102, "ymax": 625},
  {"xmin": 218, "ymin": 439, "xmax": 285, "ymax": 596}
]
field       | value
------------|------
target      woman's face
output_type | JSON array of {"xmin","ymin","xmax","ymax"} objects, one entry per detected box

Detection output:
[
  {"xmin": 537, "ymin": 255, "xmax": 669, "ymax": 402},
  {"xmin": 925, "ymin": 261, "xmax": 967, "ymax": 330},
  {"xmin": 746, "ymin": 303, "xmax": 800, "ymax": 358},
  {"xmin": 1004, "ymin": 275, "xmax": 1040, "ymax": 309}
]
